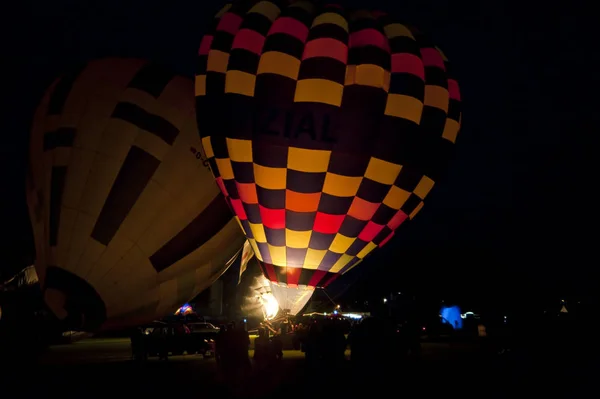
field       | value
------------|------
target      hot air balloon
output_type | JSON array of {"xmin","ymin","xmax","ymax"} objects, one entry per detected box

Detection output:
[
  {"xmin": 195, "ymin": 1, "xmax": 462, "ymax": 315},
  {"xmin": 27, "ymin": 58, "xmax": 245, "ymax": 331}
]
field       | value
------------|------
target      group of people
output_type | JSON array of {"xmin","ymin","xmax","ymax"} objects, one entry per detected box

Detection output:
[{"xmin": 130, "ymin": 315, "xmax": 422, "ymax": 376}]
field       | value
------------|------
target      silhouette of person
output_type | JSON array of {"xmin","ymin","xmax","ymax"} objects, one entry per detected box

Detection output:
[
  {"xmin": 130, "ymin": 327, "xmax": 147, "ymax": 362},
  {"xmin": 157, "ymin": 327, "xmax": 169, "ymax": 361},
  {"xmin": 215, "ymin": 324, "xmax": 227, "ymax": 366},
  {"xmin": 254, "ymin": 328, "xmax": 272, "ymax": 370},
  {"xmin": 270, "ymin": 333, "xmax": 283, "ymax": 362}
]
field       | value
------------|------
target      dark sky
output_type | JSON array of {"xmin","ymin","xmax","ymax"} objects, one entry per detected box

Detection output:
[{"xmin": 1, "ymin": 1, "xmax": 594, "ymax": 308}]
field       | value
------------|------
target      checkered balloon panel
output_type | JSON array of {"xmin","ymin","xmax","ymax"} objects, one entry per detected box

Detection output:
[{"xmin": 195, "ymin": 1, "xmax": 462, "ymax": 289}]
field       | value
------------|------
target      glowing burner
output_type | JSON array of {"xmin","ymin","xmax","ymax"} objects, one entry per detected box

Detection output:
[{"xmin": 259, "ymin": 292, "xmax": 279, "ymax": 320}]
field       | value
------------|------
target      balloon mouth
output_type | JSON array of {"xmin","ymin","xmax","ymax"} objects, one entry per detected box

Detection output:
[
  {"xmin": 268, "ymin": 282, "xmax": 315, "ymax": 316},
  {"xmin": 43, "ymin": 267, "xmax": 107, "ymax": 332}
]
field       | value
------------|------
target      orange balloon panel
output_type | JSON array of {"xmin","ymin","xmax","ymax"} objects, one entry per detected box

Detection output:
[{"xmin": 195, "ymin": 1, "xmax": 462, "ymax": 289}]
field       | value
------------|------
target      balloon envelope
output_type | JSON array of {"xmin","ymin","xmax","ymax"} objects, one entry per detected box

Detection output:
[
  {"xmin": 440, "ymin": 305, "xmax": 463, "ymax": 330},
  {"xmin": 195, "ymin": 2, "xmax": 461, "ymax": 300},
  {"xmin": 27, "ymin": 58, "xmax": 244, "ymax": 331}
]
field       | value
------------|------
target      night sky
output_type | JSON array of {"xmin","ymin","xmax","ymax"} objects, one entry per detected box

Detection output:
[{"xmin": 2, "ymin": 1, "xmax": 593, "ymax": 311}]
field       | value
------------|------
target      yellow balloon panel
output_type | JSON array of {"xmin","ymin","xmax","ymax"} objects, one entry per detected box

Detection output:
[{"xmin": 27, "ymin": 58, "xmax": 245, "ymax": 331}]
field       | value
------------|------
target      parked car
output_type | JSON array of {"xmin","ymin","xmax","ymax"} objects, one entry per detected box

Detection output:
[
  {"xmin": 187, "ymin": 322, "xmax": 220, "ymax": 333},
  {"xmin": 187, "ymin": 322, "xmax": 218, "ymax": 357},
  {"xmin": 145, "ymin": 322, "xmax": 191, "ymax": 357},
  {"xmin": 187, "ymin": 334, "xmax": 216, "ymax": 357},
  {"xmin": 141, "ymin": 320, "xmax": 168, "ymax": 335}
]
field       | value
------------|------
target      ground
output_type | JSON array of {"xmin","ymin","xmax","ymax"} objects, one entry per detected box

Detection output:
[{"xmin": 9, "ymin": 338, "xmax": 597, "ymax": 398}]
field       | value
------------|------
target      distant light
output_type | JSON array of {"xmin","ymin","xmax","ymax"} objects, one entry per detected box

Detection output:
[
  {"xmin": 461, "ymin": 311, "xmax": 475, "ymax": 319},
  {"xmin": 336, "ymin": 304, "xmax": 340, "ymax": 309},
  {"xmin": 398, "ymin": 292, "xmax": 401, "ymax": 295},
  {"xmin": 243, "ymin": 318, "xmax": 247, "ymax": 323},
  {"xmin": 383, "ymin": 298, "xmax": 388, "ymax": 303},
  {"xmin": 333, "ymin": 310, "xmax": 338, "ymax": 315}
]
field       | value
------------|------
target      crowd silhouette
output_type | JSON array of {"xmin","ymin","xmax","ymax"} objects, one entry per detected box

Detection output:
[{"xmin": 130, "ymin": 315, "xmax": 422, "ymax": 367}]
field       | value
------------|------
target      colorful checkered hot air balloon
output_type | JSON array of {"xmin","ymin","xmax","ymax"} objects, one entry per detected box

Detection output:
[
  {"xmin": 27, "ymin": 58, "xmax": 246, "ymax": 331},
  {"xmin": 195, "ymin": 1, "xmax": 462, "ymax": 315}
]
